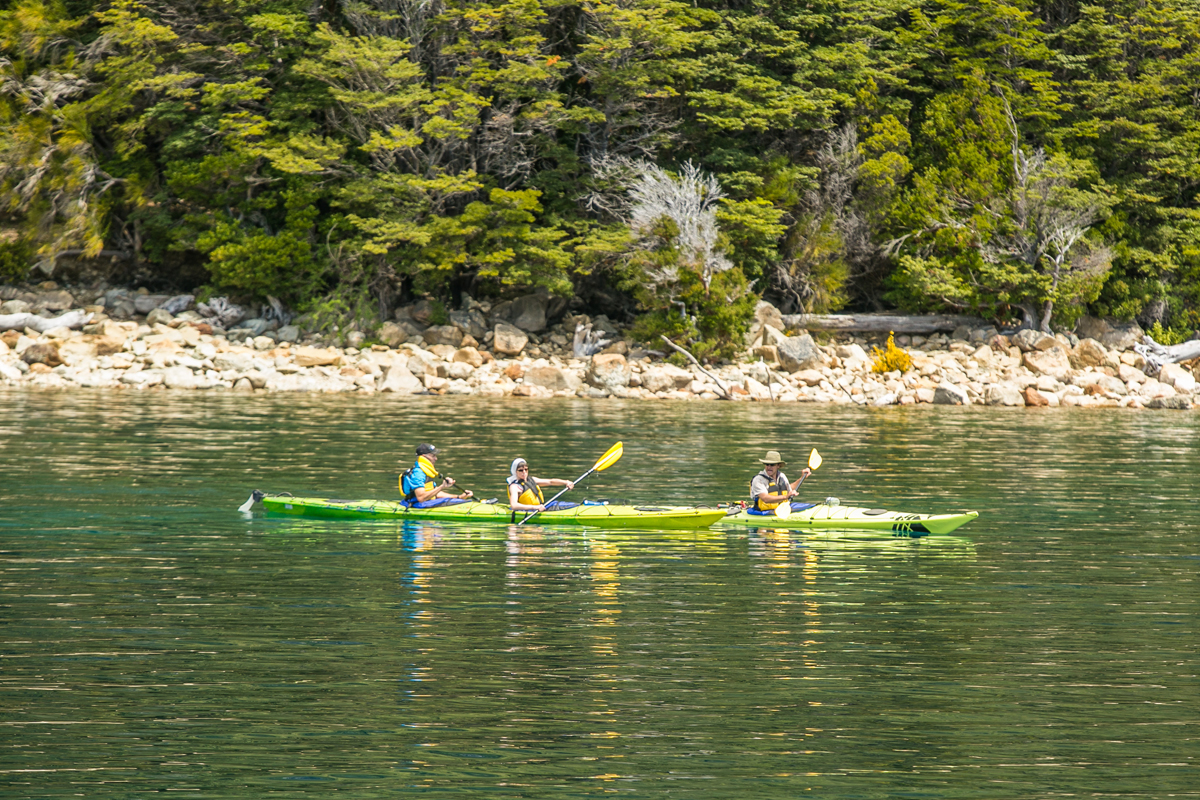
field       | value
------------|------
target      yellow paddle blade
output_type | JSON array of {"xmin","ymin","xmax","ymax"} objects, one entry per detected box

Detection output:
[
  {"xmin": 808, "ymin": 449, "xmax": 822, "ymax": 471},
  {"xmin": 774, "ymin": 501, "xmax": 792, "ymax": 518},
  {"xmin": 593, "ymin": 441, "xmax": 624, "ymax": 472}
]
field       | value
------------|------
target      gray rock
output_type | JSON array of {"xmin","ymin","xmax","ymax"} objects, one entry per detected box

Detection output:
[
  {"xmin": 933, "ymin": 383, "xmax": 969, "ymax": 405},
  {"xmin": 160, "ymin": 295, "xmax": 194, "ymax": 315},
  {"xmin": 146, "ymin": 308, "xmax": 173, "ymax": 326},
  {"xmin": 1145, "ymin": 395, "xmax": 1193, "ymax": 410},
  {"xmin": 951, "ymin": 325, "xmax": 971, "ymax": 341},
  {"xmin": 423, "ymin": 324, "xmax": 464, "ymax": 348},
  {"xmin": 346, "ymin": 330, "xmax": 366, "ymax": 348},
  {"xmin": 984, "ymin": 383, "xmax": 1024, "ymax": 406},
  {"xmin": 36, "ymin": 290, "xmax": 75, "ymax": 312},
  {"xmin": 134, "ymin": 294, "xmax": 170, "ymax": 314},
  {"xmin": 229, "ymin": 318, "xmax": 269, "ymax": 338},
  {"xmin": 778, "ymin": 334, "xmax": 822, "ymax": 372},
  {"xmin": 1022, "ymin": 346, "xmax": 1072, "ymax": 379},
  {"xmin": 275, "ymin": 325, "xmax": 300, "ymax": 344},
  {"xmin": 1012, "ymin": 328, "xmax": 1057, "ymax": 352},
  {"xmin": 490, "ymin": 290, "xmax": 562, "ymax": 333},
  {"xmin": 1, "ymin": 300, "xmax": 31, "ymax": 315},
  {"xmin": 449, "ymin": 308, "xmax": 488, "ymax": 339},
  {"xmin": 492, "ymin": 322, "xmax": 528, "ymax": 356}
]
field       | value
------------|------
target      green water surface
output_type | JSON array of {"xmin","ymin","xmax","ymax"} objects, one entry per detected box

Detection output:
[{"xmin": 2, "ymin": 391, "xmax": 1197, "ymax": 798}]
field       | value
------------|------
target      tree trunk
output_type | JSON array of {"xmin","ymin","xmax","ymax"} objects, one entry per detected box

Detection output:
[
  {"xmin": 0, "ymin": 310, "xmax": 93, "ymax": 333},
  {"xmin": 1134, "ymin": 337, "xmax": 1200, "ymax": 372},
  {"xmin": 780, "ymin": 313, "xmax": 990, "ymax": 334}
]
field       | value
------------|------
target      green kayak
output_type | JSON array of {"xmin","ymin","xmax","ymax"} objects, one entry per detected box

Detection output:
[
  {"xmin": 719, "ymin": 500, "xmax": 979, "ymax": 536},
  {"xmin": 245, "ymin": 492, "xmax": 728, "ymax": 530}
]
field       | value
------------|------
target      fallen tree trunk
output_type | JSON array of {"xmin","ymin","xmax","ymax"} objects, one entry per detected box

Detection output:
[
  {"xmin": 1134, "ymin": 336, "xmax": 1200, "ymax": 373},
  {"xmin": 660, "ymin": 335, "xmax": 732, "ymax": 400},
  {"xmin": 780, "ymin": 313, "xmax": 990, "ymax": 334},
  {"xmin": 0, "ymin": 309, "xmax": 93, "ymax": 333}
]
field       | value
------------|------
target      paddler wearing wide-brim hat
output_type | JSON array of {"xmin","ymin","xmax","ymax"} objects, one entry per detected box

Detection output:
[
  {"xmin": 749, "ymin": 450, "xmax": 812, "ymax": 512},
  {"xmin": 400, "ymin": 443, "xmax": 474, "ymax": 504}
]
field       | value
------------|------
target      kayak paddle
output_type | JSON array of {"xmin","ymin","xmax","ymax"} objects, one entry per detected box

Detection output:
[
  {"xmin": 774, "ymin": 448, "xmax": 822, "ymax": 519},
  {"xmin": 517, "ymin": 441, "xmax": 624, "ymax": 526}
]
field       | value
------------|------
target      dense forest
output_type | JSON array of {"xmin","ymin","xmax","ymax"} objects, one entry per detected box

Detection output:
[{"xmin": 2, "ymin": 0, "xmax": 1198, "ymax": 349}]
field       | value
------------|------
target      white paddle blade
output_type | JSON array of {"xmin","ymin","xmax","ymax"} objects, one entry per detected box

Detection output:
[
  {"xmin": 808, "ymin": 449, "xmax": 822, "ymax": 471},
  {"xmin": 774, "ymin": 501, "xmax": 792, "ymax": 518}
]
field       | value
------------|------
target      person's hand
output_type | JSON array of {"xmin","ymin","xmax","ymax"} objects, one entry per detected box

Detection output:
[
  {"xmin": 443, "ymin": 476, "xmax": 455, "ymax": 487},
  {"xmin": 565, "ymin": 481, "xmax": 575, "ymax": 490},
  {"xmin": 461, "ymin": 489, "xmax": 473, "ymax": 499},
  {"xmin": 536, "ymin": 504, "xmax": 546, "ymax": 511},
  {"xmin": 800, "ymin": 468, "xmax": 812, "ymax": 479}
]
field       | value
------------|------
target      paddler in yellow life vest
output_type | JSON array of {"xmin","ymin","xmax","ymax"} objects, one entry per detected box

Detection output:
[
  {"xmin": 506, "ymin": 458, "xmax": 574, "ymax": 512},
  {"xmin": 401, "ymin": 443, "xmax": 474, "ymax": 504},
  {"xmin": 750, "ymin": 450, "xmax": 812, "ymax": 512}
]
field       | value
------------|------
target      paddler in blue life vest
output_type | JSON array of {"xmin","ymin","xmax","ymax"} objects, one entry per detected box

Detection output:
[
  {"xmin": 749, "ymin": 450, "xmax": 811, "ymax": 513},
  {"xmin": 401, "ymin": 443, "xmax": 473, "ymax": 504},
  {"xmin": 506, "ymin": 458, "xmax": 575, "ymax": 513}
]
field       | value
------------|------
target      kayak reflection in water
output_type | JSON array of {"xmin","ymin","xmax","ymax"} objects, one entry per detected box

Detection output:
[
  {"xmin": 506, "ymin": 458, "xmax": 576, "ymax": 513},
  {"xmin": 401, "ymin": 443, "xmax": 474, "ymax": 506}
]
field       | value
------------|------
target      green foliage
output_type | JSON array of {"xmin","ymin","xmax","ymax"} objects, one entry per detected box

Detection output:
[
  {"xmin": 628, "ymin": 265, "xmax": 756, "ymax": 361},
  {"xmin": 870, "ymin": 332, "xmax": 913, "ymax": 374},
  {"xmin": 1146, "ymin": 321, "xmax": 1189, "ymax": 347},
  {"xmin": 0, "ymin": 0, "xmax": 1196, "ymax": 337},
  {"xmin": 0, "ymin": 236, "xmax": 33, "ymax": 281}
]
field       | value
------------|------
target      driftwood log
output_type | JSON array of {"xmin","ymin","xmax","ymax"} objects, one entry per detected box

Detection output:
[
  {"xmin": 0, "ymin": 309, "xmax": 93, "ymax": 333},
  {"xmin": 573, "ymin": 322, "xmax": 612, "ymax": 358},
  {"xmin": 659, "ymin": 335, "xmax": 732, "ymax": 400},
  {"xmin": 780, "ymin": 313, "xmax": 990, "ymax": 334},
  {"xmin": 1134, "ymin": 337, "xmax": 1200, "ymax": 373}
]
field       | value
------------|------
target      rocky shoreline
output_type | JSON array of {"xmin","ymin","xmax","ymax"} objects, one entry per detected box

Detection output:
[{"xmin": 2, "ymin": 283, "xmax": 1197, "ymax": 410}]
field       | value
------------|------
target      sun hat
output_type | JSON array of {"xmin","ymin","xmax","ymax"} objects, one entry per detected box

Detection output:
[
  {"xmin": 416, "ymin": 443, "xmax": 439, "ymax": 456},
  {"xmin": 759, "ymin": 450, "xmax": 786, "ymax": 464}
]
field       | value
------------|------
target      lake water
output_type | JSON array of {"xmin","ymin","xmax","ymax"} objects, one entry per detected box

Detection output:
[{"xmin": 3, "ymin": 390, "xmax": 1197, "ymax": 798}]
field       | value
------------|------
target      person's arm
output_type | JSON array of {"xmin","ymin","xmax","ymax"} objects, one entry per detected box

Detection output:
[
  {"xmin": 788, "ymin": 468, "xmax": 812, "ymax": 494},
  {"xmin": 535, "ymin": 477, "xmax": 575, "ymax": 490},
  {"xmin": 508, "ymin": 483, "xmax": 543, "ymax": 512}
]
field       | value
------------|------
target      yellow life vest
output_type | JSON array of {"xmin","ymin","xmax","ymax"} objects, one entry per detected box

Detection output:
[
  {"xmin": 511, "ymin": 477, "xmax": 544, "ymax": 506},
  {"xmin": 752, "ymin": 470, "xmax": 790, "ymax": 511},
  {"xmin": 400, "ymin": 456, "xmax": 440, "ymax": 500}
]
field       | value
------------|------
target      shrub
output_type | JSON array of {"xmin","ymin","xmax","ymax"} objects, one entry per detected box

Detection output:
[{"xmin": 871, "ymin": 332, "xmax": 913, "ymax": 374}]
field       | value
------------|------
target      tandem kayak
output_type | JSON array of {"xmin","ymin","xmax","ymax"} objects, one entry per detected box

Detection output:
[
  {"xmin": 244, "ymin": 492, "xmax": 728, "ymax": 530},
  {"xmin": 718, "ymin": 500, "xmax": 978, "ymax": 536}
]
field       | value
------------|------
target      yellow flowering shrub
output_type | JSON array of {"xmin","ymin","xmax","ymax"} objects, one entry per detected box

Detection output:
[{"xmin": 870, "ymin": 332, "xmax": 913, "ymax": 374}]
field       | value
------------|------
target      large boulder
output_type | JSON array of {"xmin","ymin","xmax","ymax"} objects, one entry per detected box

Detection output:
[
  {"xmin": 639, "ymin": 363, "xmax": 693, "ymax": 393},
  {"xmin": 21, "ymin": 342, "xmax": 62, "ymax": 366},
  {"xmin": 162, "ymin": 365, "xmax": 200, "ymax": 389},
  {"xmin": 933, "ymin": 382, "xmax": 969, "ymax": 405},
  {"xmin": 1022, "ymin": 346, "xmax": 1072, "ymax": 379},
  {"xmin": 746, "ymin": 300, "xmax": 785, "ymax": 345},
  {"xmin": 524, "ymin": 365, "xmax": 579, "ymax": 393},
  {"xmin": 587, "ymin": 353, "xmax": 631, "ymax": 390},
  {"xmin": 984, "ymin": 382, "xmax": 1024, "ymax": 406},
  {"xmin": 490, "ymin": 289, "xmax": 566, "ymax": 333},
  {"xmin": 452, "ymin": 346, "xmax": 485, "ymax": 368},
  {"xmin": 1012, "ymin": 329, "xmax": 1058, "ymax": 352},
  {"xmin": 1076, "ymin": 316, "xmax": 1143, "ymax": 351},
  {"xmin": 1070, "ymin": 338, "xmax": 1109, "ymax": 369},
  {"xmin": 449, "ymin": 308, "xmax": 488, "ymax": 340},
  {"xmin": 423, "ymin": 324, "xmax": 464, "ymax": 348},
  {"xmin": 379, "ymin": 362, "xmax": 424, "ymax": 394},
  {"xmin": 492, "ymin": 322, "xmax": 528, "ymax": 356},
  {"xmin": 1160, "ymin": 363, "xmax": 1198, "ymax": 393},
  {"xmin": 778, "ymin": 334, "xmax": 823, "ymax": 373},
  {"xmin": 134, "ymin": 294, "xmax": 171, "ymax": 315},
  {"xmin": 36, "ymin": 290, "xmax": 75, "ymax": 312},
  {"xmin": 293, "ymin": 346, "xmax": 341, "ymax": 367}
]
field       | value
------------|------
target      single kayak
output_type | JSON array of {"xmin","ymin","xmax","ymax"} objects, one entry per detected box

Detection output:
[
  {"xmin": 245, "ymin": 492, "xmax": 728, "ymax": 530},
  {"xmin": 718, "ymin": 500, "xmax": 979, "ymax": 536}
]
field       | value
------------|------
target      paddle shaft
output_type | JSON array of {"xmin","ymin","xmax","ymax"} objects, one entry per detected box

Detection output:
[{"xmin": 516, "ymin": 465, "xmax": 597, "ymax": 526}]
